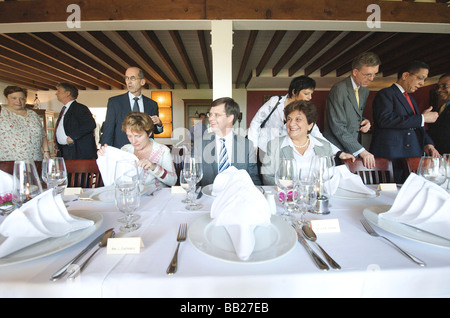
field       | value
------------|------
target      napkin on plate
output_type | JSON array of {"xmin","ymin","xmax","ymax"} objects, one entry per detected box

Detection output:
[
  {"xmin": 379, "ymin": 173, "xmax": 450, "ymax": 240},
  {"xmin": 210, "ymin": 166, "xmax": 271, "ymax": 261},
  {"xmin": 327, "ymin": 165, "xmax": 376, "ymax": 196},
  {"xmin": 0, "ymin": 189, "xmax": 94, "ymax": 258},
  {"xmin": 0, "ymin": 170, "xmax": 13, "ymax": 194},
  {"xmin": 96, "ymin": 146, "xmax": 140, "ymax": 187}
]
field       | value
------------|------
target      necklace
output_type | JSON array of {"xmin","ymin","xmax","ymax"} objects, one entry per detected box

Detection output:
[{"xmin": 293, "ymin": 137, "xmax": 310, "ymax": 149}]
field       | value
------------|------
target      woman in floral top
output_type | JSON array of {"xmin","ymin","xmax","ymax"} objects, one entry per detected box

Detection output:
[
  {"xmin": 98, "ymin": 112, "xmax": 177, "ymax": 187},
  {"xmin": 0, "ymin": 86, "xmax": 50, "ymax": 161}
]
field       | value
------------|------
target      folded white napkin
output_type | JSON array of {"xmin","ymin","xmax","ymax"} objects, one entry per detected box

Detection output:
[
  {"xmin": 0, "ymin": 170, "xmax": 13, "ymax": 194},
  {"xmin": 210, "ymin": 167, "xmax": 271, "ymax": 261},
  {"xmin": 0, "ymin": 189, "xmax": 94, "ymax": 258},
  {"xmin": 379, "ymin": 173, "xmax": 450, "ymax": 240},
  {"xmin": 96, "ymin": 146, "xmax": 139, "ymax": 186},
  {"xmin": 327, "ymin": 165, "xmax": 376, "ymax": 196}
]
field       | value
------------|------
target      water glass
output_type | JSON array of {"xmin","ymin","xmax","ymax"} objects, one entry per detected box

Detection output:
[
  {"xmin": 417, "ymin": 156, "xmax": 446, "ymax": 185},
  {"xmin": 12, "ymin": 160, "xmax": 43, "ymax": 207},
  {"xmin": 275, "ymin": 158, "xmax": 298, "ymax": 217},
  {"xmin": 297, "ymin": 178, "xmax": 317, "ymax": 224},
  {"xmin": 183, "ymin": 155, "xmax": 203, "ymax": 210},
  {"xmin": 179, "ymin": 169, "xmax": 191, "ymax": 203},
  {"xmin": 42, "ymin": 157, "xmax": 67, "ymax": 195},
  {"xmin": 443, "ymin": 154, "xmax": 450, "ymax": 192}
]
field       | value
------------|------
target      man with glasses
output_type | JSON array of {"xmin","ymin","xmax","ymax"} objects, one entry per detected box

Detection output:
[
  {"xmin": 428, "ymin": 73, "xmax": 450, "ymax": 154},
  {"xmin": 198, "ymin": 97, "xmax": 261, "ymax": 186},
  {"xmin": 370, "ymin": 61, "xmax": 440, "ymax": 183},
  {"xmin": 324, "ymin": 52, "xmax": 380, "ymax": 168},
  {"xmin": 100, "ymin": 67, "xmax": 163, "ymax": 148}
]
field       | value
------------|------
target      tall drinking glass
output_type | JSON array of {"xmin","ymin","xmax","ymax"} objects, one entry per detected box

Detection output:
[
  {"xmin": 42, "ymin": 157, "xmax": 67, "ymax": 195},
  {"xmin": 12, "ymin": 160, "xmax": 43, "ymax": 207},
  {"xmin": 275, "ymin": 158, "xmax": 298, "ymax": 218},
  {"xmin": 183, "ymin": 155, "xmax": 203, "ymax": 210},
  {"xmin": 114, "ymin": 160, "xmax": 141, "ymax": 232},
  {"xmin": 179, "ymin": 169, "xmax": 191, "ymax": 203},
  {"xmin": 443, "ymin": 154, "xmax": 450, "ymax": 192},
  {"xmin": 297, "ymin": 177, "xmax": 317, "ymax": 224},
  {"xmin": 417, "ymin": 156, "xmax": 446, "ymax": 185}
]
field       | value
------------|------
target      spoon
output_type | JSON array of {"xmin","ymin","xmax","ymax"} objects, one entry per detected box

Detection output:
[
  {"xmin": 301, "ymin": 225, "xmax": 341, "ymax": 270},
  {"xmin": 67, "ymin": 228, "xmax": 115, "ymax": 279}
]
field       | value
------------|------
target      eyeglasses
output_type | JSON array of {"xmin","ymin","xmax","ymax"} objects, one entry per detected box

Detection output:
[
  {"xmin": 360, "ymin": 72, "xmax": 377, "ymax": 79},
  {"xmin": 207, "ymin": 112, "xmax": 227, "ymax": 119},
  {"xmin": 124, "ymin": 76, "xmax": 142, "ymax": 82},
  {"xmin": 436, "ymin": 83, "xmax": 450, "ymax": 90}
]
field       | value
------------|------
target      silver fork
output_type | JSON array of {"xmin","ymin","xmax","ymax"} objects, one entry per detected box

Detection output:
[
  {"xmin": 166, "ymin": 223, "xmax": 187, "ymax": 275},
  {"xmin": 360, "ymin": 218, "xmax": 425, "ymax": 267}
]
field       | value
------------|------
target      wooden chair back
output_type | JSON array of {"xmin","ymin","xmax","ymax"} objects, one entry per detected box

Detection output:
[
  {"xmin": 65, "ymin": 159, "xmax": 104, "ymax": 188},
  {"xmin": 0, "ymin": 160, "xmax": 42, "ymax": 175},
  {"xmin": 403, "ymin": 157, "xmax": 421, "ymax": 176},
  {"xmin": 172, "ymin": 147, "xmax": 184, "ymax": 186},
  {"xmin": 342, "ymin": 158, "xmax": 394, "ymax": 184}
]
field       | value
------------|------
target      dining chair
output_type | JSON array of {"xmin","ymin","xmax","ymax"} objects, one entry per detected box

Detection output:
[
  {"xmin": 403, "ymin": 157, "xmax": 421, "ymax": 176},
  {"xmin": 0, "ymin": 160, "xmax": 42, "ymax": 175},
  {"xmin": 342, "ymin": 158, "xmax": 395, "ymax": 184},
  {"xmin": 172, "ymin": 147, "xmax": 184, "ymax": 186},
  {"xmin": 65, "ymin": 159, "xmax": 104, "ymax": 188}
]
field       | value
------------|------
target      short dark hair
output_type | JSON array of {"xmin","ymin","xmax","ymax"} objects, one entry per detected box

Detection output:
[
  {"xmin": 3, "ymin": 86, "xmax": 27, "ymax": 98},
  {"xmin": 352, "ymin": 52, "xmax": 381, "ymax": 70},
  {"xmin": 439, "ymin": 73, "xmax": 450, "ymax": 80},
  {"xmin": 56, "ymin": 82, "xmax": 78, "ymax": 99},
  {"xmin": 288, "ymin": 76, "xmax": 316, "ymax": 98},
  {"xmin": 397, "ymin": 61, "xmax": 430, "ymax": 80},
  {"xmin": 284, "ymin": 100, "xmax": 318, "ymax": 127},
  {"xmin": 211, "ymin": 97, "xmax": 240, "ymax": 125}
]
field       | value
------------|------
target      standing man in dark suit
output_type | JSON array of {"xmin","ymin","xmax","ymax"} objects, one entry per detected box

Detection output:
[
  {"xmin": 428, "ymin": 73, "xmax": 450, "ymax": 154},
  {"xmin": 370, "ymin": 61, "xmax": 440, "ymax": 183},
  {"xmin": 55, "ymin": 83, "xmax": 97, "ymax": 160},
  {"xmin": 100, "ymin": 67, "xmax": 163, "ymax": 148},
  {"xmin": 324, "ymin": 52, "xmax": 381, "ymax": 168},
  {"xmin": 198, "ymin": 97, "xmax": 261, "ymax": 186}
]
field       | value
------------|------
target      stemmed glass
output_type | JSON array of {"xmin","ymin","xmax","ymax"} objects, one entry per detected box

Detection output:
[
  {"xmin": 297, "ymin": 176, "xmax": 317, "ymax": 225},
  {"xmin": 183, "ymin": 155, "xmax": 203, "ymax": 210},
  {"xmin": 114, "ymin": 160, "xmax": 141, "ymax": 232},
  {"xmin": 12, "ymin": 160, "xmax": 43, "ymax": 208},
  {"xmin": 179, "ymin": 168, "xmax": 191, "ymax": 203},
  {"xmin": 42, "ymin": 157, "xmax": 68, "ymax": 195},
  {"xmin": 275, "ymin": 158, "xmax": 298, "ymax": 218},
  {"xmin": 443, "ymin": 154, "xmax": 450, "ymax": 192},
  {"xmin": 417, "ymin": 156, "xmax": 446, "ymax": 186}
]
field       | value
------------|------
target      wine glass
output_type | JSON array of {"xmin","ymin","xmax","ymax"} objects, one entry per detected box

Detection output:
[
  {"xmin": 275, "ymin": 158, "xmax": 298, "ymax": 218},
  {"xmin": 443, "ymin": 154, "xmax": 450, "ymax": 192},
  {"xmin": 114, "ymin": 160, "xmax": 141, "ymax": 232},
  {"xmin": 417, "ymin": 156, "xmax": 446, "ymax": 185},
  {"xmin": 12, "ymin": 160, "xmax": 43, "ymax": 208},
  {"xmin": 314, "ymin": 155, "xmax": 335, "ymax": 199},
  {"xmin": 179, "ymin": 168, "xmax": 191, "ymax": 203},
  {"xmin": 183, "ymin": 155, "xmax": 203, "ymax": 210},
  {"xmin": 297, "ymin": 176, "xmax": 317, "ymax": 225},
  {"xmin": 42, "ymin": 157, "xmax": 67, "ymax": 195}
]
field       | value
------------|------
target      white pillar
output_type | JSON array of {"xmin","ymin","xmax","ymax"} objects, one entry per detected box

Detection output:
[{"xmin": 210, "ymin": 20, "xmax": 233, "ymax": 100}]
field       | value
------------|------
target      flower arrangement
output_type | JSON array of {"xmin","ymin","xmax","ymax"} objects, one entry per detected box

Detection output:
[{"xmin": 0, "ymin": 193, "xmax": 13, "ymax": 207}]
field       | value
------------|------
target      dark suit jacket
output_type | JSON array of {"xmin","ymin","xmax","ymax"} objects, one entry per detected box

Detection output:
[
  {"xmin": 370, "ymin": 84, "xmax": 434, "ymax": 159},
  {"xmin": 428, "ymin": 101, "xmax": 450, "ymax": 154},
  {"xmin": 56, "ymin": 100, "xmax": 97, "ymax": 159},
  {"xmin": 100, "ymin": 93, "xmax": 161, "ymax": 148},
  {"xmin": 198, "ymin": 133, "xmax": 261, "ymax": 186},
  {"xmin": 323, "ymin": 76, "xmax": 369, "ymax": 154}
]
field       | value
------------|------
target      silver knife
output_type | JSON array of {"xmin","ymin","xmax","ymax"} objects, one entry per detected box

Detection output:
[
  {"xmin": 50, "ymin": 228, "xmax": 113, "ymax": 281},
  {"xmin": 293, "ymin": 225, "xmax": 329, "ymax": 271},
  {"xmin": 196, "ymin": 185, "xmax": 203, "ymax": 199}
]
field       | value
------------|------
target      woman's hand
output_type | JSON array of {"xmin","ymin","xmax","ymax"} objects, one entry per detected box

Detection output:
[
  {"xmin": 339, "ymin": 152, "xmax": 355, "ymax": 162},
  {"xmin": 97, "ymin": 144, "xmax": 108, "ymax": 156},
  {"xmin": 137, "ymin": 158, "xmax": 157, "ymax": 171}
]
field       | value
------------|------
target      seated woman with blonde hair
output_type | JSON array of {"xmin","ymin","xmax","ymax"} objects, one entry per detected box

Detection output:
[{"xmin": 98, "ymin": 112, "xmax": 176, "ymax": 187}]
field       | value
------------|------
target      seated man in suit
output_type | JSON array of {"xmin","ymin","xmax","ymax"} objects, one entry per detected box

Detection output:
[
  {"xmin": 428, "ymin": 73, "xmax": 450, "ymax": 154},
  {"xmin": 370, "ymin": 61, "xmax": 440, "ymax": 183},
  {"xmin": 100, "ymin": 67, "xmax": 163, "ymax": 148},
  {"xmin": 198, "ymin": 97, "xmax": 261, "ymax": 186}
]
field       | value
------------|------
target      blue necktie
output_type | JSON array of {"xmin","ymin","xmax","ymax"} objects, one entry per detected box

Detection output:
[{"xmin": 218, "ymin": 138, "xmax": 230, "ymax": 173}]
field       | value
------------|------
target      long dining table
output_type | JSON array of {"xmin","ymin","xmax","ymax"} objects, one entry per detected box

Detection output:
[{"xmin": 0, "ymin": 184, "xmax": 449, "ymax": 299}]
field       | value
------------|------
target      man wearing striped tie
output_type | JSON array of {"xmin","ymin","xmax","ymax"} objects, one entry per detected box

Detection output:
[{"xmin": 198, "ymin": 97, "xmax": 261, "ymax": 186}]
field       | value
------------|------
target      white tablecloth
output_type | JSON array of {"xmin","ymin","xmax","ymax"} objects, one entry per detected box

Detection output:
[{"xmin": 1, "ymin": 186, "xmax": 450, "ymax": 298}]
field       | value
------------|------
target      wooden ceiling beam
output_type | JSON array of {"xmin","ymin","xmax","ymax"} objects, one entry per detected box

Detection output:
[
  {"xmin": 169, "ymin": 30, "xmax": 199, "ymax": 89},
  {"xmin": 197, "ymin": 30, "xmax": 212, "ymax": 89},
  {"xmin": 256, "ymin": 30, "xmax": 286, "ymax": 77},
  {"xmin": 0, "ymin": 62, "xmax": 58, "ymax": 88},
  {"xmin": 0, "ymin": 70, "xmax": 52, "ymax": 91},
  {"xmin": 235, "ymin": 30, "xmax": 258, "ymax": 88}
]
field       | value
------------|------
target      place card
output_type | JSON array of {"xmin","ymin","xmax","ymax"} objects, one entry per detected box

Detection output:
[
  {"xmin": 64, "ymin": 187, "xmax": 82, "ymax": 195},
  {"xmin": 310, "ymin": 219, "xmax": 340, "ymax": 233},
  {"xmin": 171, "ymin": 186, "xmax": 187, "ymax": 194},
  {"xmin": 106, "ymin": 237, "xmax": 144, "ymax": 254},
  {"xmin": 377, "ymin": 183, "xmax": 397, "ymax": 191}
]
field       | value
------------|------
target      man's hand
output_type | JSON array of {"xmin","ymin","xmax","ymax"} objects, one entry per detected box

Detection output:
[
  {"xmin": 422, "ymin": 106, "xmax": 439, "ymax": 124},
  {"xmin": 424, "ymin": 144, "xmax": 441, "ymax": 157},
  {"xmin": 151, "ymin": 115, "xmax": 162, "ymax": 127},
  {"xmin": 66, "ymin": 136, "xmax": 74, "ymax": 145},
  {"xmin": 359, "ymin": 150, "xmax": 375, "ymax": 169},
  {"xmin": 359, "ymin": 119, "xmax": 371, "ymax": 133}
]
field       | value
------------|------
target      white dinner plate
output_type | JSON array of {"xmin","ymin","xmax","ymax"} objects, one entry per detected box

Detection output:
[
  {"xmin": 201, "ymin": 184, "xmax": 214, "ymax": 197},
  {"xmin": 79, "ymin": 185, "xmax": 151, "ymax": 202},
  {"xmin": 0, "ymin": 210, "xmax": 103, "ymax": 266},
  {"xmin": 188, "ymin": 214, "xmax": 297, "ymax": 263},
  {"xmin": 363, "ymin": 205, "xmax": 450, "ymax": 249},
  {"xmin": 333, "ymin": 187, "xmax": 380, "ymax": 200}
]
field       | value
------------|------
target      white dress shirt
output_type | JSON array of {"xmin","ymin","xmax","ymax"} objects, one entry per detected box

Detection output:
[{"xmin": 56, "ymin": 100, "xmax": 74, "ymax": 145}]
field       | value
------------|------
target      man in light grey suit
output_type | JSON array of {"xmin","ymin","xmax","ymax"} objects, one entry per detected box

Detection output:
[
  {"xmin": 324, "ymin": 52, "xmax": 380, "ymax": 168},
  {"xmin": 198, "ymin": 97, "xmax": 261, "ymax": 186}
]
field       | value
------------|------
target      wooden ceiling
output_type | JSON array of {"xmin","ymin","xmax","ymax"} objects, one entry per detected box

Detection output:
[{"xmin": 0, "ymin": 0, "xmax": 449, "ymax": 91}]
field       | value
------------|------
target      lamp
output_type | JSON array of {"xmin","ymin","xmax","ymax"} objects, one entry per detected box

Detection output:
[{"xmin": 151, "ymin": 91, "xmax": 173, "ymax": 138}]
